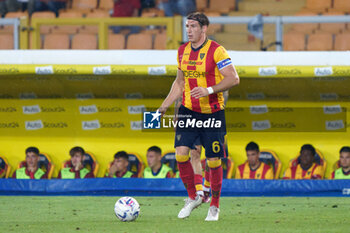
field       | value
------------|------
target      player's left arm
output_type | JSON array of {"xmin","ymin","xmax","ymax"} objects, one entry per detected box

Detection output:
[{"xmin": 191, "ymin": 50, "xmax": 239, "ymax": 99}]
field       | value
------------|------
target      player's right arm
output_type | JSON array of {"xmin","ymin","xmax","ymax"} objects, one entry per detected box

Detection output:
[{"xmin": 158, "ymin": 69, "xmax": 184, "ymax": 115}]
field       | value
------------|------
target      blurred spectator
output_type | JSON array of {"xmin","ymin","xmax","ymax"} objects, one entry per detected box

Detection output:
[
  {"xmin": 143, "ymin": 146, "xmax": 173, "ymax": 178},
  {"xmin": 32, "ymin": 0, "xmax": 67, "ymax": 17},
  {"xmin": 283, "ymin": 144, "xmax": 323, "ymax": 179},
  {"xmin": 105, "ymin": 151, "xmax": 137, "ymax": 178},
  {"xmin": 157, "ymin": 0, "xmax": 196, "ymax": 16},
  {"xmin": 111, "ymin": 0, "xmax": 141, "ymax": 34},
  {"xmin": 330, "ymin": 146, "xmax": 350, "ymax": 179},
  {"xmin": 12, "ymin": 147, "xmax": 48, "ymax": 179},
  {"xmin": 235, "ymin": 142, "xmax": 274, "ymax": 179},
  {"xmin": 58, "ymin": 146, "xmax": 94, "ymax": 179}
]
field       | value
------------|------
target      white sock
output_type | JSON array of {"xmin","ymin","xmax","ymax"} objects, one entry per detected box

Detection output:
[
  {"xmin": 197, "ymin": 190, "xmax": 204, "ymax": 197},
  {"xmin": 203, "ymin": 186, "xmax": 210, "ymax": 192}
]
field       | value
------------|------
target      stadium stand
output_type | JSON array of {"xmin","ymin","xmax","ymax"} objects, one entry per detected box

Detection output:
[
  {"xmin": 153, "ymin": 32, "xmax": 167, "ymax": 50},
  {"xmin": 0, "ymin": 34, "xmax": 14, "ymax": 49},
  {"xmin": 71, "ymin": 33, "xmax": 98, "ymax": 49},
  {"xmin": 31, "ymin": 11, "xmax": 56, "ymax": 34},
  {"xmin": 334, "ymin": 33, "xmax": 350, "ymax": 50},
  {"xmin": 62, "ymin": 151, "xmax": 99, "ymax": 177},
  {"xmin": 43, "ymin": 33, "xmax": 70, "ymax": 49},
  {"xmin": 333, "ymin": 0, "xmax": 350, "ymax": 13},
  {"xmin": 303, "ymin": 0, "xmax": 332, "ymax": 13},
  {"xmin": 126, "ymin": 33, "xmax": 153, "ymax": 49},
  {"xmin": 98, "ymin": 0, "xmax": 114, "ymax": 10},
  {"xmin": 319, "ymin": 12, "xmax": 346, "ymax": 34},
  {"xmin": 108, "ymin": 34, "xmax": 125, "ymax": 49},
  {"xmin": 307, "ymin": 32, "xmax": 333, "ymax": 51},
  {"xmin": 283, "ymin": 32, "xmax": 306, "ymax": 51}
]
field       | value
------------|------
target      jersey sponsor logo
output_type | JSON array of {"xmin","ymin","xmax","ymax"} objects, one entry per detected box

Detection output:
[
  {"xmin": 217, "ymin": 58, "xmax": 232, "ymax": 70},
  {"xmin": 182, "ymin": 60, "xmax": 203, "ymax": 66},
  {"xmin": 326, "ymin": 120, "xmax": 344, "ymax": 130},
  {"xmin": 25, "ymin": 120, "xmax": 43, "ymax": 130},
  {"xmin": 323, "ymin": 105, "xmax": 342, "ymax": 114},
  {"xmin": 314, "ymin": 67, "xmax": 333, "ymax": 76},
  {"xmin": 82, "ymin": 120, "xmax": 100, "ymax": 130},
  {"xmin": 183, "ymin": 70, "xmax": 207, "ymax": 78}
]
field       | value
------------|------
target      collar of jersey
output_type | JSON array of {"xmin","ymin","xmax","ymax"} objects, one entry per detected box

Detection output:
[{"xmin": 191, "ymin": 38, "xmax": 209, "ymax": 51}]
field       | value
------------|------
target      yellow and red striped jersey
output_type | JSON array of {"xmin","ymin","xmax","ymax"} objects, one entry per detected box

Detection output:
[
  {"xmin": 283, "ymin": 163, "xmax": 323, "ymax": 179},
  {"xmin": 177, "ymin": 39, "xmax": 232, "ymax": 114},
  {"xmin": 235, "ymin": 161, "xmax": 274, "ymax": 179}
]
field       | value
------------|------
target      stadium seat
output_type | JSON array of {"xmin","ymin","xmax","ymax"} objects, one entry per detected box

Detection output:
[
  {"xmin": 307, "ymin": 32, "xmax": 333, "ymax": 51},
  {"xmin": 154, "ymin": 32, "xmax": 167, "ymax": 50},
  {"xmin": 18, "ymin": 153, "xmax": 55, "ymax": 179},
  {"xmin": 161, "ymin": 152, "xmax": 177, "ymax": 177},
  {"xmin": 81, "ymin": 10, "xmax": 110, "ymax": 34},
  {"xmin": 126, "ymin": 34, "xmax": 153, "ymax": 49},
  {"xmin": 72, "ymin": 0, "xmax": 98, "ymax": 10},
  {"xmin": 292, "ymin": 12, "xmax": 319, "ymax": 33},
  {"xmin": 208, "ymin": 0, "xmax": 235, "ymax": 14},
  {"xmin": 259, "ymin": 150, "xmax": 282, "ymax": 179},
  {"xmin": 62, "ymin": 151, "xmax": 99, "ymax": 177},
  {"xmin": 0, "ymin": 155, "xmax": 11, "ymax": 178},
  {"xmin": 98, "ymin": 0, "xmax": 114, "ymax": 10},
  {"xmin": 201, "ymin": 157, "xmax": 235, "ymax": 179},
  {"xmin": 305, "ymin": 0, "xmax": 332, "ymax": 12},
  {"xmin": 205, "ymin": 12, "xmax": 222, "ymax": 35},
  {"xmin": 283, "ymin": 32, "xmax": 306, "ymax": 51},
  {"xmin": 333, "ymin": 0, "xmax": 350, "ymax": 13},
  {"xmin": 141, "ymin": 8, "xmax": 165, "ymax": 17},
  {"xmin": 334, "ymin": 33, "xmax": 350, "ymax": 50},
  {"xmin": 319, "ymin": 12, "xmax": 346, "ymax": 34},
  {"xmin": 31, "ymin": 11, "xmax": 56, "ymax": 34},
  {"xmin": 333, "ymin": 160, "xmax": 340, "ymax": 170},
  {"xmin": 196, "ymin": 0, "xmax": 208, "ymax": 11},
  {"xmin": 288, "ymin": 149, "xmax": 327, "ymax": 178},
  {"xmin": 0, "ymin": 34, "xmax": 14, "ymax": 49},
  {"xmin": 108, "ymin": 34, "xmax": 125, "ymax": 49},
  {"xmin": 126, "ymin": 152, "xmax": 145, "ymax": 178},
  {"xmin": 43, "ymin": 34, "xmax": 70, "ymax": 49},
  {"xmin": 71, "ymin": 34, "xmax": 98, "ymax": 49},
  {"xmin": 52, "ymin": 11, "xmax": 84, "ymax": 34}
]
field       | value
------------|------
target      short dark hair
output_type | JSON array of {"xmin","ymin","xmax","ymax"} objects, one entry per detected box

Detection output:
[
  {"xmin": 340, "ymin": 146, "xmax": 350, "ymax": 153},
  {"xmin": 147, "ymin": 146, "xmax": 162, "ymax": 154},
  {"xmin": 245, "ymin": 141, "xmax": 259, "ymax": 152},
  {"xmin": 187, "ymin": 12, "xmax": 209, "ymax": 27},
  {"xmin": 25, "ymin": 147, "xmax": 39, "ymax": 156},
  {"xmin": 300, "ymin": 144, "xmax": 315, "ymax": 156},
  {"xmin": 70, "ymin": 146, "xmax": 85, "ymax": 156},
  {"xmin": 114, "ymin": 151, "xmax": 129, "ymax": 160}
]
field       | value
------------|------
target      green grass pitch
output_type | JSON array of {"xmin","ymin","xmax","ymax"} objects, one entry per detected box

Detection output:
[{"xmin": 0, "ymin": 196, "xmax": 349, "ymax": 233}]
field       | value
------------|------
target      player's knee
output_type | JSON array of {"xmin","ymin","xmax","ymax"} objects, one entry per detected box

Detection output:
[
  {"xmin": 207, "ymin": 158, "xmax": 221, "ymax": 168},
  {"xmin": 176, "ymin": 154, "xmax": 190, "ymax": 162},
  {"xmin": 191, "ymin": 149, "xmax": 201, "ymax": 162}
]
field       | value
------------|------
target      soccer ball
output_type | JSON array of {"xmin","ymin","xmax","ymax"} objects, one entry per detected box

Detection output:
[{"xmin": 114, "ymin": 197, "xmax": 140, "ymax": 222}]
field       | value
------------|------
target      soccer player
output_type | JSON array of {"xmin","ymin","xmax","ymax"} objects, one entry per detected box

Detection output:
[
  {"xmin": 330, "ymin": 146, "xmax": 350, "ymax": 179},
  {"xmin": 106, "ymin": 151, "xmax": 137, "ymax": 178},
  {"xmin": 58, "ymin": 146, "xmax": 94, "ymax": 179},
  {"xmin": 158, "ymin": 12, "xmax": 240, "ymax": 221},
  {"xmin": 283, "ymin": 144, "xmax": 323, "ymax": 179},
  {"xmin": 143, "ymin": 146, "xmax": 173, "ymax": 178},
  {"xmin": 235, "ymin": 142, "xmax": 274, "ymax": 179},
  {"xmin": 12, "ymin": 147, "xmax": 48, "ymax": 179}
]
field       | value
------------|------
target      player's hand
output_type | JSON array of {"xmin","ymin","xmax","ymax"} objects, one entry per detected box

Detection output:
[
  {"xmin": 109, "ymin": 162, "xmax": 118, "ymax": 177},
  {"xmin": 190, "ymin": 87, "xmax": 209, "ymax": 99},
  {"xmin": 157, "ymin": 106, "xmax": 168, "ymax": 117}
]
